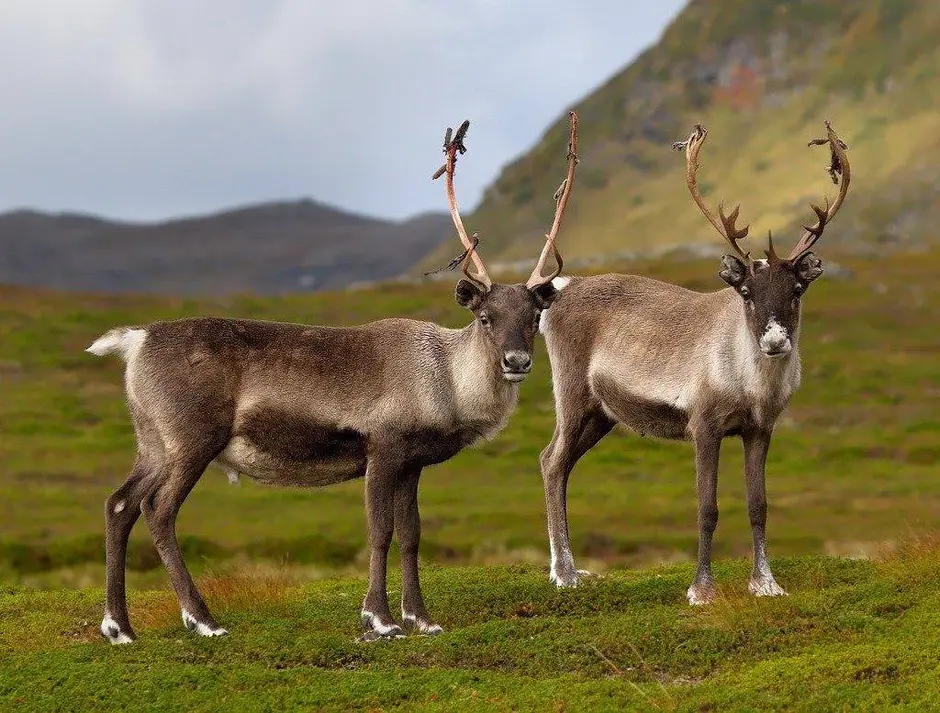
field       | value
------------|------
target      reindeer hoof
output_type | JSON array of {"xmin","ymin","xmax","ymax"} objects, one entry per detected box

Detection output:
[
  {"xmin": 686, "ymin": 583, "xmax": 717, "ymax": 606},
  {"xmin": 358, "ymin": 626, "xmax": 406, "ymax": 642},
  {"xmin": 749, "ymin": 577, "xmax": 787, "ymax": 597},
  {"xmin": 403, "ymin": 615, "xmax": 443, "ymax": 636},
  {"xmin": 182, "ymin": 610, "xmax": 228, "ymax": 637},
  {"xmin": 359, "ymin": 611, "xmax": 406, "ymax": 642},
  {"xmin": 551, "ymin": 567, "xmax": 592, "ymax": 588},
  {"xmin": 100, "ymin": 614, "xmax": 135, "ymax": 645}
]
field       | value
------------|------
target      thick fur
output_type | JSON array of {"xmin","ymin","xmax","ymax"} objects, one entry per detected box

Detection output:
[
  {"xmin": 542, "ymin": 272, "xmax": 801, "ymax": 438},
  {"xmin": 539, "ymin": 258, "xmax": 820, "ymax": 599},
  {"xmin": 120, "ymin": 316, "xmax": 523, "ymax": 484},
  {"xmin": 90, "ymin": 281, "xmax": 556, "ymax": 643}
]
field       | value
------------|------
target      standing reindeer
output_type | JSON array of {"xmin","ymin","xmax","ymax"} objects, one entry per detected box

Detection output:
[
  {"xmin": 87, "ymin": 114, "xmax": 580, "ymax": 643},
  {"xmin": 538, "ymin": 121, "xmax": 851, "ymax": 604}
]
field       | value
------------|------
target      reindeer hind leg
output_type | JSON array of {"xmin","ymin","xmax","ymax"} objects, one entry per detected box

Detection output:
[
  {"xmin": 101, "ymin": 454, "xmax": 157, "ymax": 644},
  {"xmin": 540, "ymin": 407, "xmax": 614, "ymax": 588},
  {"xmin": 141, "ymin": 443, "xmax": 228, "ymax": 637}
]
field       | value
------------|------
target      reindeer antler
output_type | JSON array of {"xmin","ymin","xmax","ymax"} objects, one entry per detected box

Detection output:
[
  {"xmin": 526, "ymin": 111, "xmax": 579, "ymax": 289},
  {"xmin": 784, "ymin": 120, "xmax": 851, "ymax": 261},
  {"xmin": 431, "ymin": 120, "xmax": 493, "ymax": 291},
  {"xmin": 673, "ymin": 124, "xmax": 751, "ymax": 262}
]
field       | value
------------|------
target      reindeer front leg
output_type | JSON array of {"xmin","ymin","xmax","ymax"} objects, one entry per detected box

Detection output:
[
  {"xmin": 360, "ymin": 458, "xmax": 405, "ymax": 640},
  {"xmin": 688, "ymin": 430, "xmax": 721, "ymax": 605},
  {"xmin": 743, "ymin": 428, "xmax": 787, "ymax": 597},
  {"xmin": 394, "ymin": 467, "xmax": 442, "ymax": 635}
]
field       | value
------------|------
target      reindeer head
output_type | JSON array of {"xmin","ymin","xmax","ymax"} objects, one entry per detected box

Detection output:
[
  {"xmin": 676, "ymin": 121, "xmax": 850, "ymax": 357},
  {"xmin": 430, "ymin": 114, "xmax": 579, "ymax": 381},
  {"xmin": 455, "ymin": 281, "xmax": 557, "ymax": 381}
]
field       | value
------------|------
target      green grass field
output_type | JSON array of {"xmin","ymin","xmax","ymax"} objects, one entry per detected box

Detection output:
[
  {"xmin": 3, "ymin": 543, "xmax": 940, "ymax": 711},
  {"xmin": 1, "ymin": 249, "xmax": 938, "ymax": 709}
]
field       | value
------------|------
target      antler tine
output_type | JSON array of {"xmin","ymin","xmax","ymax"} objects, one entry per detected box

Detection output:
[
  {"xmin": 718, "ymin": 202, "xmax": 750, "ymax": 243},
  {"xmin": 676, "ymin": 124, "xmax": 750, "ymax": 261},
  {"xmin": 526, "ymin": 111, "xmax": 579, "ymax": 289},
  {"xmin": 432, "ymin": 120, "xmax": 492, "ymax": 290},
  {"xmin": 786, "ymin": 120, "xmax": 851, "ymax": 260}
]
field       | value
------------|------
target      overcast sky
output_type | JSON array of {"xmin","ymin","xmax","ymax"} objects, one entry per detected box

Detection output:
[{"xmin": 0, "ymin": 1, "xmax": 685, "ymax": 223}]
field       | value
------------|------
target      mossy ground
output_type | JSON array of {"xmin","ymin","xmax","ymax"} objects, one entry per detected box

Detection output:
[{"xmin": 2, "ymin": 541, "xmax": 940, "ymax": 711}]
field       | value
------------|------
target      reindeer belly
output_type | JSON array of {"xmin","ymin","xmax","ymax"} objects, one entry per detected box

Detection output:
[
  {"xmin": 592, "ymin": 372, "xmax": 691, "ymax": 441},
  {"xmin": 217, "ymin": 409, "xmax": 367, "ymax": 487}
]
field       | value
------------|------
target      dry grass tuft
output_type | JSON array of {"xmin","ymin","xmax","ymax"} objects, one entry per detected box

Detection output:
[{"xmin": 132, "ymin": 563, "xmax": 303, "ymax": 631}]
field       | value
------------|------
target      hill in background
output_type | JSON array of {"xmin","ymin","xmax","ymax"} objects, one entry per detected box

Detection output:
[
  {"xmin": 421, "ymin": 0, "xmax": 940, "ymax": 275},
  {"xmin": 0, "ymin": 201, "xmax": 451, "ymax": 296},
  {"xmin": 3, "ymin": 0, "xmax": 939, "ymax": 296}
]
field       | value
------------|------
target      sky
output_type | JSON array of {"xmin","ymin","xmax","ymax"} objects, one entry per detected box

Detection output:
[{"xmin": 0, "ymin": 1, "xmax": 685, "ymax": 223}]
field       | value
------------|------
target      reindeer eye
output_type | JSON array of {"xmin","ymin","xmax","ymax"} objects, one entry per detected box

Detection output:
[
  {"xmin": 794, "ymin": 283, "xmax": 804, "ymax": 295},
  {"xmin": 479, "ymin": 313, "xmax": 490, "ymax": 326},
  {"xmin": 739, "ymin": 286, "xmax": 751, "ymax": 301}
]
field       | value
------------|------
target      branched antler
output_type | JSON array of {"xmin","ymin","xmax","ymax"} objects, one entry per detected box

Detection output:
[
  {"xmin": 526, "ymin": 111, "xmax": 579, "ymax": 289},
  {"xmin": 785, "ymin": 120, "xmax": 851, "ymax": 260},
  {"xmin": 431, "ymin": 120, "xmax": 492, "ymax": 290},
  {"xmin": 423, "ymin": 233, "xmax": 480, "ymax": 277},
  {"xmin": 674, "ymin": 124, "xmax": 751, "ymax": 261}
]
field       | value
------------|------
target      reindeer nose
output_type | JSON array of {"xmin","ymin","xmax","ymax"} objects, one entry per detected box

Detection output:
[
  {"xmin": 759, "ymin": 318, "xmax": 792, "ymax": 356},
  {"xmin": 502, "ymin": 351, "xmax": 532, "ymax": 373}
]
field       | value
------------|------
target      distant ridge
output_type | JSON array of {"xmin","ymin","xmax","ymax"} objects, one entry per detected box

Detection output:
[{"xmin": 0, "ymin": 200, "xmax": 451, "ymax": 296}]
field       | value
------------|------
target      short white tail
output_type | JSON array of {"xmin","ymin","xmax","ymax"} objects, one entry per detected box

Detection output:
[{"xmin": 86, "ymin": 328, "xmax": 147, "ymax": 359}]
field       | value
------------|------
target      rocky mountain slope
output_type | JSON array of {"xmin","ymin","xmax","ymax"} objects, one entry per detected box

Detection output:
[{"xmin": 421, "ymin": 0, "xmax": 940, "ymax": 275}]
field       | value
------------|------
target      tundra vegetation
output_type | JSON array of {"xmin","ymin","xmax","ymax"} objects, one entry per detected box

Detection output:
[{"xmin": 1, "ymin": 244, "xmax": 938, "ymax": 710}]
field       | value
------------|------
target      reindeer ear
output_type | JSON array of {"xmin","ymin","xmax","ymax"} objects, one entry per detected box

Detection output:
[
  {"xmin": 719, "ymin": 255, "xmax": 748, "ymax": 287},
  {"xmin": 529, "ymin": 282, "xmax": 558, "ymax": 309},
  {"xmin": 455, "ymin": 279, "xmax": 485, "ymax": 310},
  {"xmin": 795, "ymin": 252, "xmax": 824, "ymax": 283}
]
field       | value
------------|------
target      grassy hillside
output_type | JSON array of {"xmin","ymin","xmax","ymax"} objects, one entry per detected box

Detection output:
[
  {"xmin": 3, "ymin": 543, "xmax": 940, "ymax": 711},
  {"xmin": 421, "ymin": 0, "xmax": 940, "ymax": 274}
]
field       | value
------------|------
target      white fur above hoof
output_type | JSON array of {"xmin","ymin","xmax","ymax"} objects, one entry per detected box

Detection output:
[
  {"xmin": 182, "ymin": 610, "xmax": 228, "ymax": 638},
  {"xmin": 550, "ymin": 567, "xmax": 592, "ymax": 588},
  {"xmin": 686, "ymin": 584, "xmax": 717, "ymax": 606},
  {"xmin": 749, "ymin": 577, "xmax": 788, "ymax": 598},
  {"xmin": 403, "ymin": 615, "xmax": 443, "ymax": 636},
  {"xmin": 359, "ymin": 611, "xmax": 406, "ymax": 642},
  {"xmin": 101, "ymin": 615, "xmax": 135, "ymax": 645}
]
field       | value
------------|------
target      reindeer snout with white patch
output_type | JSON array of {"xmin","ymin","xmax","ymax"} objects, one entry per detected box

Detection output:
[{"xmin": 759, "ymin": 317, "xmax": 791, "ymax": 356}]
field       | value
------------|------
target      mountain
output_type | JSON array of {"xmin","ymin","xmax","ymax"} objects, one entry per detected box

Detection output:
[
  {"xmin": 420, "ymin": 0, "xmax": 940, "ymax": 274},
  {"xmin": 0, "ymin": 201, "xmax": 451, "ymax": 295},
  {"xmin": 6, "ymin": 0, "xmax": 938, "ymax": 296}
]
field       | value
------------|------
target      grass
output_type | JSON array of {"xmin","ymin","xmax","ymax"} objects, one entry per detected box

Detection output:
[
  {"xmin": 0, "ymin": 248, "xmax": 938, "ymax": 708},
  {"xmin": 2, "ymin": 538, "xmax": 940, "ymax": 711}
]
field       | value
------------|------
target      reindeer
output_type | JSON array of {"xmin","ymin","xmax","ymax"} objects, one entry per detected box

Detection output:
[
  {"xmin": 87, "ymin": 114, "xmax": 580, "ymax": 643},
  {"xmin": 537, "ymin": 121, "xmax": 851, "ymax": 604}
]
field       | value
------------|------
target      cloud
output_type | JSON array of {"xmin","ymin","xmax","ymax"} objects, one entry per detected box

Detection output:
[{"xmin": 0, "ymin": 0, "xmax": 684, "ymax": 221}]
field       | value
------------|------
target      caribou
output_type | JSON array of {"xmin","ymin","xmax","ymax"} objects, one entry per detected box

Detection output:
[
  {"xmin": 537, "ymin": 121, "xmax": 851, "ymax": 604},
  {"xmin": 87, "ymin": 113, "xmax": 580, "ymax": 643}
]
